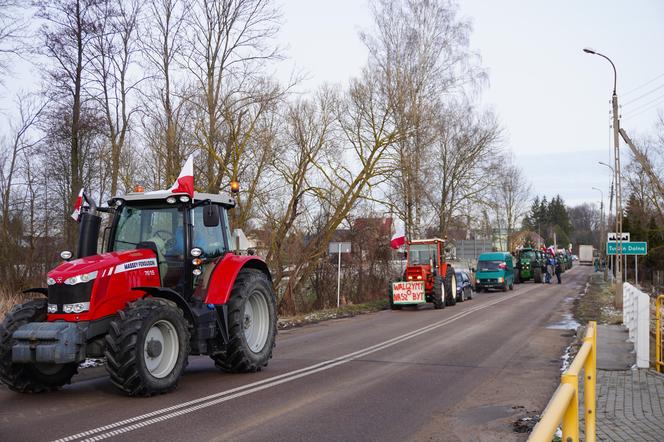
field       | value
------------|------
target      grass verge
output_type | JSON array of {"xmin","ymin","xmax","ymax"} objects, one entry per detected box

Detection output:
[
  {"xmin": 278, "ymin": 299, "xmax": 388, "ymax": 330},
  {"xmin": 573, "ymin": 272, "xmax": 622, "ymax": 325}
]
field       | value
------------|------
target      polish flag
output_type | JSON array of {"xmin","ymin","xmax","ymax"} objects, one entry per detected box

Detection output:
[
  {"xmin": 169, "ymin": 154, "xmax": 194, "ymax": 198},
  {"xmin": 70, "ymin": 188, "xmax": 84, "ymax": 221},
  {"xmin": 390, "ymin": 220, "xmax": 406, "ymax": 249}
]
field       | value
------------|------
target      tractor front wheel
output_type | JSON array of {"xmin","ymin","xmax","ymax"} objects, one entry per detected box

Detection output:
[
  {"xmin": 105, "ymin": 298, "xmax": 190, "ymax": 396},
  {"xmin": 534, "ymin": 267, "xmax": 543, "ymax": 283},
  {"xmin": 0, "ymin": 299, "xmax": 77, "ymax": 393},
  {"xmin": 215, "ymin": 269, "xmax": 277, "ymax": 373},
  {"xmin": 444, "ymin": 266, "xmax": 457, "ymax": 306}
]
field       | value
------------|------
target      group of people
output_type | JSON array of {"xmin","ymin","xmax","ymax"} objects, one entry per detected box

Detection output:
[{"xmin": 543, "ymin": 249, "xmax": 562, "ymax": 284}]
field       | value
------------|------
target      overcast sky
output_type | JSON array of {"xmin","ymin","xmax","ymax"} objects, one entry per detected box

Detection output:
[
  {"xmin": 276, "ymin": 0, "xmax": 664, "ymax": 208},
  {"xmin": 2, "ymin": 0, "xmax": 664, "ymax": 209}
]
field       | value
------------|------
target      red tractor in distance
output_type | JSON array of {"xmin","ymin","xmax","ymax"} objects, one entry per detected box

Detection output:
[
  {"xmin": 0, "ymin": 189, "xmax": 277, "ymax": 396},
  {"xmin": 388, "ymin": 238, "xmax": 457, "ymax": 310}
]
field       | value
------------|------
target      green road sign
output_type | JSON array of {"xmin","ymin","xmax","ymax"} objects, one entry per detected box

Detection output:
[{"xmin": 606, "ymin": 241, "xmax": 647, "ymax": 255}]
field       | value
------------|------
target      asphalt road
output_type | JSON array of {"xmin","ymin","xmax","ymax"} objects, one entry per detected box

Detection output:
[{"xmin": 0, "ymin": 265, "xmax": 590, "ymax": 442}]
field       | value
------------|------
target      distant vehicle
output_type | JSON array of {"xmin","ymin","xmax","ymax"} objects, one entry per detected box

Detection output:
[
  {"xmin": 455, "ymin": 270, "xmax": 474, "ymax": 302},
  {"xmin": 514, "ymin": 248, "xmax": 543, "ymax": 283},
  {"xmin": 578, "ymin": 245, "xmax": 594, "ymax": 266},
  {"xmin": 474, "ymin": 252, "xmax": 515, "ymax": 292}
]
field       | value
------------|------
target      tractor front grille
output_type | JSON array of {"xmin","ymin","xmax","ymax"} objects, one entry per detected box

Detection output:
[{"xmin": 48, "ymin": 281, "xmax": 94, "ymax": 313}]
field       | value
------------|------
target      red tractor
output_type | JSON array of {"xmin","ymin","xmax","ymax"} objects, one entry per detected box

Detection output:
[
  {"xmin": 0, "ymin": 190, "xmax": 277, "ymax": 396},
  {"xmin": 388, "ymin": 238, "xmax": 456, "ymax": 310}
]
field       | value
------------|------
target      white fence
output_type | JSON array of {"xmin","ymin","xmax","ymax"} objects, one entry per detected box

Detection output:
[{"xmin": 623, "ymin": 282, "xmax": 650, "ymax": 368}]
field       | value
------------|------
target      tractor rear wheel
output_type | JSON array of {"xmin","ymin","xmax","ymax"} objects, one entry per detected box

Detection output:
[
  {"xmin": 214, "ymin": 269, "xmax": 277, "ymax": 373},
  {"xmin": 105, "ymin": 298, "xmax": 190, "ymax": 396},
  {"xmin": 0, "ymin": 299, "xmax": 77, "ymax": 393},
  {"xmin": 534, "ymin": 267, "xmax": 543, "ymax": 283},
  {"xmin": 444, "ymin": 266, "xmax": 457, "ymax": 306},
  {"xmin": 432, "ymin": 276, "xmax": 444, "ymax": 309}
]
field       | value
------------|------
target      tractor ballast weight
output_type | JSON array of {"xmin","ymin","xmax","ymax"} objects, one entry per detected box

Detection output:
[
  {"xmin": 388, "ymin": 238, "xmax": 457, "ymax": 310},
  {"xmin": 0, "ymin": 190, "xmax": 278, "ymax": 396}
]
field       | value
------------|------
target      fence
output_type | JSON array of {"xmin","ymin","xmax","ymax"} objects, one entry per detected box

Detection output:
[
  {"xmin": 622, "ymin": 282, "xmax": 650, "ymax": 368},
  {"xmin": 656, "ymin": 295, "xmax": 664, "ymax": 373},
  {"xmin": 529, "ymin": 321, "xmax": 597, "ymax": 442}
]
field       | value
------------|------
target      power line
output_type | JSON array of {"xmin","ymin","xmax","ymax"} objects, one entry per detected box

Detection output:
[
  {"xmin": 623, "ymin": 93, "xmax": 664, "ymax": 115},
  {"xmin": 622, "ymin": 99, "xmax": 664, "ymax": 120},
  {"xmin": 621, "ymin": 83, "xmax": 664, "ymax": 106},
  {"xmin": 622, "ymin": 72, "xmax": 664, "ymax": 96}
]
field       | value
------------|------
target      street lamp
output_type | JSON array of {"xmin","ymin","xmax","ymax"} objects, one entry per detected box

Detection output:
[
  {"xmin": 585, "ymin": 48, "xmax": 623, "ymax": 307},
  {"xmin": 592, "ymin": 187, "xmax": 605, "ymax": 279},
  {"xmin": 598, "ymin": 161, "xmax": 615, "ymax": 277}
]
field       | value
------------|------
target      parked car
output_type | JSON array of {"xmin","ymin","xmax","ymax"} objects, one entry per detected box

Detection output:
[
  {"xmin": 474, "ymin": 252, "xmax": 515, "ymax": 292},
  {"xmin": 455, "ymin": 270, "xmax": 474, "ymax": 302}
]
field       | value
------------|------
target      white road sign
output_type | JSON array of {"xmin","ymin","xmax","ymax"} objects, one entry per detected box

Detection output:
[{"xmin": 607, "ymin": 232, "xmax": 630, "ymax": 242}]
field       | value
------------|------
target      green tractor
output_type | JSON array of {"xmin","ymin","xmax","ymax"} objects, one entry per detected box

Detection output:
[{"xmin": 514, "ymin": 248, "xmax": 543, "ymax": 283}]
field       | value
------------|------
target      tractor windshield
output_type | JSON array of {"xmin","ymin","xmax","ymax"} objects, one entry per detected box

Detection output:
[
  {"xmin": 112, "ymin": 205, "xmax": 184, "ymax": 256},
  {"xmin": 408, "ymin": 244, "xmax": 438, "ymax": 266},
  {"xmin": 521, "ymin": 250, "xmax": 536, "ymax": 261}
]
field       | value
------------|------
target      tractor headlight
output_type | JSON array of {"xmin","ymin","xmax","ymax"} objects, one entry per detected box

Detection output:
[
  {"xmin": 179, "ymin": 195, "xmax": 190, "ymax": 203},
  {"xmin": 47, "ymin": 303, "xmax": 58, "ymax": 314},
  {"xmin": 47, "ymin": 277, "xmax": 56, "ymax": 286},
  {"xmin": 192, "ymin": 268, "xmax": 202, "ymax": 276},
  {"xmin": 63, "ymin": 302, "xmax": 90, "ymax": 314},
  {"xmin": 60, "ymin": 250, "xmax": 72, "ymax": 260},
  {"xmin": 64, "ymin": 270, "xmax": 98, "ymax": 285}
]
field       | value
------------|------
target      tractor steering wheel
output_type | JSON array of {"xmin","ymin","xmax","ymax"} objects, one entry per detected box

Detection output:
[{"xmin": 153, "ymin": 230, "xmax": 175, "ymax": 248}]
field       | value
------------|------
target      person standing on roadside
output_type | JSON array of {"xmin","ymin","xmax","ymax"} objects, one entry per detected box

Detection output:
[{"xmin": 555, "ymin": 255, "xmax": 562, "ymax": 284}]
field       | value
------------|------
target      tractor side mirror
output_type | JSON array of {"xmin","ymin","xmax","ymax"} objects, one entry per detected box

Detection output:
[{"xmin": 203, "ymin": 205, "xmax": 220, "ymax": 227}]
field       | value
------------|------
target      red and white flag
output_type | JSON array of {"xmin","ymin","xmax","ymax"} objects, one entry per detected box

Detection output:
[
  {"xmin": 70, "ymin": 188, "xmax": 84, "ymax": 221},
  {"xmin": 390, "ymin": 220, "xmax": 406, "ymax": 249},
  {"xmin": 168, "ymin": 154, "xmax": 194, "ymax": 198}
]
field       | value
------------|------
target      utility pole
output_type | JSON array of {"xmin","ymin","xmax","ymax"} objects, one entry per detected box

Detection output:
[
  {"xmin": 584, "ymin": 47, "xmax": 622, "ymax": 307},
  {"xmin": 592, "ymin": 187, "xmax": 605, "ymax": 280}
]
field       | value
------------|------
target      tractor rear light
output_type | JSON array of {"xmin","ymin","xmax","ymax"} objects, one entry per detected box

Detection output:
[
  {"xmin": 47, "ymin": 277, "xmax": 56, "ymax": 286},
  {"xmin": 47, "ymin": 304, "xmax": 58, "ymax": 314},
  {"xmin": 63, "ymin": 302, "xmax": 90, "ymax": 314},
  {"xmin": 192, "ymin": 268, "xmax": 202, "ymax": 276},
  {"xmin": 166, "ymin": 196, "xmax": 177, "ymax": 204}
]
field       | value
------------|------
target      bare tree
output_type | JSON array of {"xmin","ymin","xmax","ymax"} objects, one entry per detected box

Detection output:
[
  {"xmin": 88, "ymin": 0, "xmax": 141, "ymax": 197},
  {"xmin": 489, "ymin": 156, "xmax": 531, "ymax": 251},
  {"xmin": 361, "ymin": 0, "xmax": 485, "ymax": 237},
  {"xmin": 35, "ymin": 0, "xmax": 104, "ymax": 244},
  {"xmin": 0, "ymin": 0, "xmax": 26, "ymax": 82}
]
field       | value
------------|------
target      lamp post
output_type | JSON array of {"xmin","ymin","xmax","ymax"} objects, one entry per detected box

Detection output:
[
  {"xmin": 599, "ymin": 161, "xmax": 614, "ymax": 279},
  {"xmin": 585, "ymin": 48, "xmax": 623, "ymax": 307},
  {"xmin": 592, "ymin": 187, "xmax": 606, "ymax": 280}
]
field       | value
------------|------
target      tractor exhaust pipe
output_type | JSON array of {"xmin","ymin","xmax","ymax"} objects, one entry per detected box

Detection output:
[{"xmin": 76, "ymin": 193, "xmax": 101, "ymax": 259}]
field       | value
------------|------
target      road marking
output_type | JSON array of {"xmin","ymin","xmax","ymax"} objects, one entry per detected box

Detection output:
[{"xmin": 55, "ymin": 290, "xmax": 523, "ymax": 442}]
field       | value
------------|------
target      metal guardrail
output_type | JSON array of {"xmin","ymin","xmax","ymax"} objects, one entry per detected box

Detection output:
[
  {"xmin": 657, "ymin": 295, "xmax": 664, "ymax": 373},
  {"xmin": 529, "ymin": 321, "xmax": 597, "ymax": 442}
]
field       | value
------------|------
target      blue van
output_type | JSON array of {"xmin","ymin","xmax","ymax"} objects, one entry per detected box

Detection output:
[{"xmin": 475, "ymin": 252, "xmax": 515, "ymax": 292}]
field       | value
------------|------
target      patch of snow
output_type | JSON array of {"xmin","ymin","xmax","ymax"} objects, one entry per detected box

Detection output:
[
  {"xmin": 546, "ymin": 313, "xmax": 580, "ymax": 330},
  {"xmin": 79, "ymin": 358, "xmax": 105, "ymax": 369},
  {"xmin": 555, "ymin": 427, "xmax": 562, "ymax": 438},
  {"xmin": 560, "ymin": 344, "xmax": 574, "ymax": 372}
]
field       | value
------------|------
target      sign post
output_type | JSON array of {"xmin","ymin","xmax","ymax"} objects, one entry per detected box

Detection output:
[
  {"xmin": 606, "ymin": 241, "xmax": 647, "ymax": 286},
  {"xmin": 329, "ymin": 242, "xmax": 352, "ymax": 308}
]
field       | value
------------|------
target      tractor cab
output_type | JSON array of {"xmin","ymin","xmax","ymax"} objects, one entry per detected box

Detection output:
[
  {"xmin": 107, "ymin": 191, "xmax": 236, "ymax": 298},
  {"xmin": 405, "ymin": 239, "xmax": 446, "ymax": 289}
]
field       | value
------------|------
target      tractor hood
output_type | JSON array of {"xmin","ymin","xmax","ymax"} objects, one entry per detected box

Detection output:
[{"xmin": 48, "ymin": 249, "xmax": 158, "ymax": 282}]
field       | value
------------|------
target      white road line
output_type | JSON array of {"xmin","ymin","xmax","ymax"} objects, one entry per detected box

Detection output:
[{"xmin": 55, "ymin": 290, "xmax": 522, "ymax": 442}]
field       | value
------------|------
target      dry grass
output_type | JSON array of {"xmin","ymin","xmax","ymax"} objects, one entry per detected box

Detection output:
[
  {"xmin": 573, "ymin": 273, "xmax": 623, "ymax": 325},
  {"xmin": 0, "ymin": 290, "xmax": 35, "ymax": 318}
]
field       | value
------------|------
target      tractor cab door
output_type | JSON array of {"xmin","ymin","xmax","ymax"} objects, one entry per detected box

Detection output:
[{"xmin": 191, "ymin": 204, "xmax": 230, "ymax": 295}]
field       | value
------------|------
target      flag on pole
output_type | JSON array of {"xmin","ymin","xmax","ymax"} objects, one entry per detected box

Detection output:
[
  {"xmin": 71, "ymin": 188, "xmax": 84, "ymax": 221},
  {"xmin": 390, "ymin": 219, "xmax": 406, "ymax": 249},
  {"xmin": 168, "ymin": 154, "xmax": 194, "ymax": 198}
]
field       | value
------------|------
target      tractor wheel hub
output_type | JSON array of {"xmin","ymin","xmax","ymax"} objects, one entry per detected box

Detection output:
[{"xmin": 146, "ymin": 339, "xmax": 163, "ymax": 358}]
